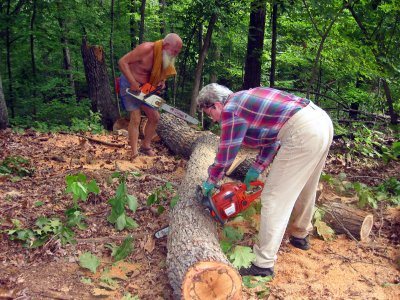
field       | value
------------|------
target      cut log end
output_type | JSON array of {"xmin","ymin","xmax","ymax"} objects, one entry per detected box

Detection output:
[
  {"xmin": 360, "ymin": 214, "xmax": 374, "ymax": 241},
  {"xmin": 182, "ymin": 261, "xmax": 242, "ymax": 300}
]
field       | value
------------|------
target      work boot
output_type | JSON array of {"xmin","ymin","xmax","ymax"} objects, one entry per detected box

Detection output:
[
  {"xmin": 239, "ymin": 263, "xmax": 274, "ymax": 277},
  {"xmin": 289, "ymin": 235, "xmax": 310, "ymax": 250}
]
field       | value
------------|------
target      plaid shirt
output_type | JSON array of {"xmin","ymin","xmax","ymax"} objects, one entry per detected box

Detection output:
[{"xmin": 207, "ymin": 87, "xmax": 310, "ymax": 183}]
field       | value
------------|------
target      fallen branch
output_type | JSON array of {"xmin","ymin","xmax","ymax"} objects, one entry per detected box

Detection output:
[{"xmin": 59, "ymin": 131, "xmax": 124, "ymax": 148}]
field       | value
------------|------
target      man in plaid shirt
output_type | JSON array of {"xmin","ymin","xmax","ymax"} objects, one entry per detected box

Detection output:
[{"xmin": 197, "ymin": 83, "xmax": 333, "ymax": 277}]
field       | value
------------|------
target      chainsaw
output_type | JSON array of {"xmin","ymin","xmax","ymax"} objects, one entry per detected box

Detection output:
[
  {"xmin": 197, "ymin": 181, "xmax": 264, "ymax": 224},
  {"xmin": 125, "ymin": 83, "xmax": 199, "ymax": 125},
  {"xmin": 153, "ymin": 181, "xmax": 264, "ymax": 239}
]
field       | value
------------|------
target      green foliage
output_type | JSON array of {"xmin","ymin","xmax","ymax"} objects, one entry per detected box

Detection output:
[
  {"xmin": 65, "ymin": 207, "xmax": 88, "ymax": 230},
  {"xmin": 107, "ymin": 173, "xmax": 139, "ymax": 231},
  {"xmin": 6, "ymin": 217, "xmax": 76, "ymax": 248},
  {"xmin": 105, "ymin": 236, "xmax": 134, "ymax": 262},
  {"xmin": 313, "ymin": 208, "xmax": 335, "ymax": 241},
  {"xmin": 229, "ymin": 245, "xmax": 256, "ymax": 269},
  {"xmin": 147, "ymin": 182, "xmax": 179, "ymax": 213},
  {"xmin": 79, "ymin": 252, "xmax": 101, "ymax": 273},
  {"xmin": 321, "ymin": 173, "xmax": 400, "ymax": 208},
  {"xmin": 0, "ymin": 156, "xmax": 35, "ymax": 177},
  {"xmin": 65, "ymin": 173, "xmax": 100, "ymax": 208},
  {"xmin": 121, "ymin": 293, "xmax": 139, "ymax": 300}
]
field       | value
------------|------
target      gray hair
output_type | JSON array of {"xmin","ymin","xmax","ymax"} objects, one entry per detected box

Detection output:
[{"xmin": 196, "ymin": 83, "xmax": 233, "ymax": 108}]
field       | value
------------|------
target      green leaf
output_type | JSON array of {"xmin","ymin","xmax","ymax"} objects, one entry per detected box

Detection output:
[
  {"xmin": 116, "ymin": 214, "xmax": 127, "ymax": 231},
  {"xmin": 125, "ymin": 216, "xmax": 139, "ymax": 229},
  {"xmin": 34, "ymin": 201, "xmax": 44, "ymax": 207},
  {"xmin": 223, "ymin": 226, "xmax": 243, "ymax": 242},
  {"xmin": 80, "ymin": 277, "xmax": 92, "ymax": 285},
  {"xmin": 147, "ymin": 193, "xmax": 157, "ymax": 205},
  {"xmin": 112, "ymin": 236, "xmax": 134, "ymax": 262},
  {"xmin": 87, "ymin": 179, "xmax": 100, "ymax": 194},
  {"xmin": 229, "ymin": 246, "xmax": 256, "ymax": 269},
  {"xmin": 220, "ymin": 240, "xmax": 233, "ymax": 254},
  {"xmin": 127, "ymin": 195, "xmax": 138, "ymax": 212},
  {"xmin": 315, "ymin": 220, "xmax": 335, "ymax": 241},
  {"xmin": 79, "ymin": 252, "xmax": 100, "ymax": 273},
  {"xmin": 242, "ymin": 275, "xmax": 272, "ymax": 288},
  {"xmin": 170, "ymin": 195, "xmax": 179, "ymax": 208}
]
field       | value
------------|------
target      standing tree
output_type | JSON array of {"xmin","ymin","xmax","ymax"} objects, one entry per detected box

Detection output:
[
  {"xmin": 269, "ymin": 0, "xmax": 278, "ymax": 87},
  {"xmin": 0, "ymin": 73, "xmax": 9, "ymax": 129},
  {"xmin": 81, "ymin": 36, "xmax": 119, "ymax": 130},
  {"xmin": 242, "ymin": 0, "xmax": 267, "ymax": 90}
]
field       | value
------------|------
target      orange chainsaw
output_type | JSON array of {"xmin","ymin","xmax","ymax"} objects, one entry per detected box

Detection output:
[
  {"xmin": 125, "ymin": 83, "xmax": 199, "ymax": 125},
  {"xmin": 197, "ymin": 181, "xmax": 264, "ymax": 224}
]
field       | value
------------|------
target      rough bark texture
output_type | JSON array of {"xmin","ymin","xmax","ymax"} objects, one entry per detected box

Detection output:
[
  {"xmin": 156, "ymin": 114, "xmax": 255, "ymax": 179},
  {"xmin": 0, "ymin": 73, "xmax": 9, "ymax": 129},
  {"xmin": 322, "ymin": 202, "xmax": 374, "ymax": 241},
  {"xmin": 166, "ymin": 133, "xmax": 241, "ymax": 299},
  {"xmin": 81, "ymin": 36, "xmax": 119, "ymax": 130}
]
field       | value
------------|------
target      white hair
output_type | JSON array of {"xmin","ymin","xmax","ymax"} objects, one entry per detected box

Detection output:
[{"xmin": 196, "ymin": 83, "xmax": 233, "ymax": 108}]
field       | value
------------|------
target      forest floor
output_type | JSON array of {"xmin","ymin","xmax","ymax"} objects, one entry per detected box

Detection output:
[{"xmin": 0, "ymin": 128, "xmax": 399, "ymax": 300}]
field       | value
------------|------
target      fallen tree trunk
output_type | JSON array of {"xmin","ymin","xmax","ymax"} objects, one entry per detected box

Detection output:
[
  {"xmin": 166, "ymin": 134, "xmax": 242, "ymax": 299},
  {"xmin": 322, "ymin": 202, "xmax": 374, "ymax": 241},
  {"xmin": 156, "ymin": 113, "xmax": 256, "ymax": 180}
]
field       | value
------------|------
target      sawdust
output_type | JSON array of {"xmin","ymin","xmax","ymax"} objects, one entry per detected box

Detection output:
[{"xmin": 0, "ymin": 130, "xmax": 399, "ymax": 299}]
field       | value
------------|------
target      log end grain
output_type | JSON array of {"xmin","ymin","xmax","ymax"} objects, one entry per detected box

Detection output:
[
  {"xmin": 360, "ymin": 214, "xmax": 374, "ymax": 241},
  {"xmin": 182, "ymin": 261, "xmax": 242, "ymax": 300}
]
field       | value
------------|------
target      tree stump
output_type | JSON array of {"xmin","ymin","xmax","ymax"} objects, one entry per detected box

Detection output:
[
  {"xmin": 166, "ymin": 134, "xmax": 242, "ymax": 299},
  {"xmin": 322, "ymin": 202, "xmax": 374, "ymax": 241}
]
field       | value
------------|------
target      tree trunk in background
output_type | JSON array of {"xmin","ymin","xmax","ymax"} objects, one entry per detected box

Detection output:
[
  {"xmin": 30, "ymin": 0, "xmax": 37, "ymax": 79},
  {"xmin": 269, "ymin": 1, "xmax": 277, "ymax": 87},
  {"xmin": 210, "ymin": 46, "xmax": 220, "ymax": 83},
  {"xmin": 139, "ymin": 0, "xmax": 146, "ymax": 44},
  {"xmin": 346, "ymin": 3, "xmax": 398, "ymax": 125},
  {"xmin": 56, "ymin": 1, "xmax": 75, "ymax": 95},
  {"xmin": 382, "ymin": 79, "xmax": 398, "ymax": 124},
  {"xmin": 5, "ymin": 0, "xmax": 14, "ymax": 118},
  {"xmin": 109, "ymin": 0, "xmax": 120, "ymax": 115},
  {"xmin": 130, "ymin": 0, "xmax": 138, "ymax": 49},
  {"xmin": 242, "ymin": 0, "xmax": 267, "ymax": 90},
  {"xmin": 81, "ymin": 36, "xmax": 119, "ymax": 130},
  {"xmin": 0, "ymin": 74, "xmax": 9, "ymax": 129},
  {"xmin": 189, "ymin": 13, "xmax": 218, "ymax": 117},
  {"xmin": 159, "ymin": 0, "xmax": 166, "ymax": 36}
]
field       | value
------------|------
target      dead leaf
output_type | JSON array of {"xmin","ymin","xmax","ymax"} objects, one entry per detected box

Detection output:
[
  {"xmin": 91, "ymin": 288, "xmax": 117, "ymax": 297},
  {"xmin": 108, "ymin": 261, "xmax": 140, "ymax": 280},
  {"xmin": 143, "ymin": 235, "xmax": 155, "ymax": 253}
]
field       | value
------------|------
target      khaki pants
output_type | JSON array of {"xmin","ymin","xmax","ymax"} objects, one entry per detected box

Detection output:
[{"xmin": 254, "ymin": 102, "xmax": 333, "ymax": 268}]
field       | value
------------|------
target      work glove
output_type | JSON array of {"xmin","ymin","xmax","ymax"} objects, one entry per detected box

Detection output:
[
  {"xmin": 202, "ymin": 181, "xmax": 215, "ymax": 196},
  {"xmin": 244, "ymin": 167, "xmax": 260, "ymax": 190}
]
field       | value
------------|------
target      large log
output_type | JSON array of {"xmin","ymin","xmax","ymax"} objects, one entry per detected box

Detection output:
[
  {"xmin": 322, "ymin": 202, "xmax": 374, "ymax": 241},
  {"xmin": 156, "ymin": 113, "xmax": 256, "ymax": 179},
  {"xmin": 166, "ymin": 134, "xmax": 242, "ymax": 299}
]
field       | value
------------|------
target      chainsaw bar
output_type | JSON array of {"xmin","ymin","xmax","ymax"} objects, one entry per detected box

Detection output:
[{"xmin": 125, "ymin": 89, "xmax": 199, "ymax": 125}]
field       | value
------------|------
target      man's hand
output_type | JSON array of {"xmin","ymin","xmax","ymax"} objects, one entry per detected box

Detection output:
[
  {"xmin": 244, "ymin": 167, "xmax": 260, "ymax": 190},
  {"xmin": 202, "ymin": 181, "xmax": 215, "ymax": 196},
  {"xmin": 130, "ymin": 81, "xmax": 141, "ymax": 93}
]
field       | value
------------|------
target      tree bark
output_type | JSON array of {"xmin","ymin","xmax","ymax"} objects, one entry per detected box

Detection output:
[
  {"xmin": 130, "ymin": 0, "xmax": 138, "ymax": 49},
  {"xmin": 0, "ymin": 73, "xmax": 9, "ymax": 129},
  {"xmin": 189, "ymin": 13, "xmax": 218, "ymax": 117},
  {"xmin": 81, "ymin": 36, "xmax": 119, "ymax": 130},
  {"xmin": 269, "ymin": 1, "xmax": 277, "ymax": 88},
  {"xmin": 139, "ymin": 0, "xmax": 146, "ymax": 44},
  {"xmin": 322, "ymin": 202, "xmax": 374, "ymax": 241},
  {"xmin": 166, "ymin": 132, "xmax": 242, "ymax": 299},
  {"xmin": 242, "ymin": 0, "xmax": 267, "ymax": 90}
]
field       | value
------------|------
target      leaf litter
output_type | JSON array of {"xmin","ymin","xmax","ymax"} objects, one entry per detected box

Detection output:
[{"xmin": 0, "ymin": 129, "xmax": 399, "ymax": 299}]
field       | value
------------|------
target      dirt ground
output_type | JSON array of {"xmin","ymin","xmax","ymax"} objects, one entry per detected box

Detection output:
[{"xmin": 0, "ymin": 129, "xmax": 399, "ymax": 300}]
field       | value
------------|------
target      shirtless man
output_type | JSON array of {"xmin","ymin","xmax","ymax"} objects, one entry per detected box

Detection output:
[{"xmin": 118, "ymin": 33, "xmax": 182, "ymax": 158}]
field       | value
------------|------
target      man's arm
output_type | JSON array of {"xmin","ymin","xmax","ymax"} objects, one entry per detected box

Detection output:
[
  {"xmin": 207, "ymin": 111, "xmax": 248, "ymax": 183},
  {"xmin": 118, "ymin": 44, "xmax": 150, "ymax": 92}
]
